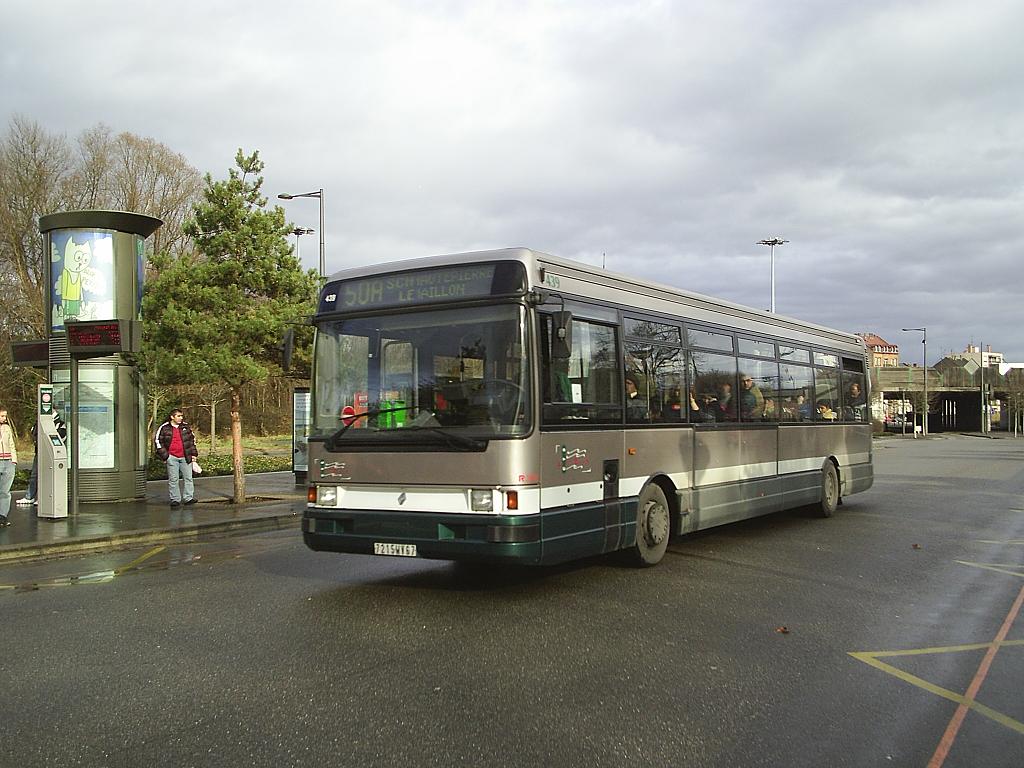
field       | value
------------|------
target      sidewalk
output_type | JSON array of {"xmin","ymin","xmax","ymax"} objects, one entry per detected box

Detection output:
[{"xmin": 0, "ymin": 471, "xmax": 306, "ymax": 564}]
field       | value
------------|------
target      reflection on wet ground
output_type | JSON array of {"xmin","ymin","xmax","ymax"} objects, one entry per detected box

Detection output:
[{"xmin": 0, "ymin": 537, "xmax": 292, "ymax": 594}]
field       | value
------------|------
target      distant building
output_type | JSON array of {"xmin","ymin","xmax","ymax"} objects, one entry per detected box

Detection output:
[
  {"xmin": 951, "ymin": 344, "xmax": 1004, "ymax": 368},
  {"xmin": 857, "ymin": 333, "xmax": 899, "ymax": 368}
]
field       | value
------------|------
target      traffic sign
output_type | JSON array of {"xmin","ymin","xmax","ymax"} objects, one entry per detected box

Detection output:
[{"xmin": 341, "ymin": 405, "xmax": 357, "ymax": 427}]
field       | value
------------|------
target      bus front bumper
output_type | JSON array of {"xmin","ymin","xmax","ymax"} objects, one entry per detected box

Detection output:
[{"xmin": 302, "ymin": 508, "xmax": 544, "ymax": 564}]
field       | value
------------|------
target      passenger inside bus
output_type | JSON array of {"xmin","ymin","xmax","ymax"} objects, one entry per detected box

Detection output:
[
  {"xmin": 718, "ymin": 382, "xmax": 735, "ymax": 419},
  {"xmin": 625, "ymin": 375, "xmax": 648, "ymax": 422},
  {"xmin": 844, "ymin": 381, "xmax": 867, "ymax": 421},
  {"xmin": 739, "ymin": 374, "xmax": 765, "ymax": 420}
]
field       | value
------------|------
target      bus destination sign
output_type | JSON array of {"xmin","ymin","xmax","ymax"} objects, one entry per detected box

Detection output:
[
  {"xmin": 65, "ymin": 319, "xmax": 135, "ymax": 358},
  {"xmin": 319, "ymin": 262, "xmax": 525, "ymax": 313}
]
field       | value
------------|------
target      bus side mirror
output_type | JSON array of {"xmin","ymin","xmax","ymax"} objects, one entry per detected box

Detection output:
[
  {"xmin": 281, "ymin": 328, "xmax": 295, "ymax": 373},
  {"xmin": 550, "ymin": 312, "xmax": 573, "ymax": 360}
]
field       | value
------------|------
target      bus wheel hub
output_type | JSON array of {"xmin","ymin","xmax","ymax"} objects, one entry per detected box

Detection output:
[{"xmin": 645, "ymin": 501, "xmax": 669, "ymax": 545}]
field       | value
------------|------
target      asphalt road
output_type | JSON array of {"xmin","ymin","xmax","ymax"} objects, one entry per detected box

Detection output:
[{"xmin": 2, "ymin": 435, "xmax": 1022, "ymax": 768}]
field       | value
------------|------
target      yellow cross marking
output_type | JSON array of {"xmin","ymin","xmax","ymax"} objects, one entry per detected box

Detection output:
[
  {"xmin": 955, "ymin": 560, "xmax": 1024, "ymax": 579},
  {"xmin": 975, "ymin": 539, "xmax": 1024, "ymax": 545},
  {"xmin": 849, "ymin": 640, "xmax": 1024, "ymax": 736}
]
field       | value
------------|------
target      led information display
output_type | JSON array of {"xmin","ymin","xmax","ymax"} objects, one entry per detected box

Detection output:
[
  {"xmin": 319, "ymin": 261, "xmax": 526, "ymax": 313},
  {"xmin": 65, "ymin": 319, "xmax": 136, "ymax": 357},
  {"xmin": 11, "ymin": 340, "xmax": 50, "ymax": 368}
]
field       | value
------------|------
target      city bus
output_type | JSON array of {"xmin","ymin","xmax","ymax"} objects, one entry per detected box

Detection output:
[{"xmin": 302, "ymin": 248, "xmax": 873, "ymax": 566}]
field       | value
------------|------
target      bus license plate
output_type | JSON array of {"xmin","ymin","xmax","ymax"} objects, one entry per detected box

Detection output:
[{"xmin": 374, "ymin": 542, "xmax": 417, "ymax": 557}]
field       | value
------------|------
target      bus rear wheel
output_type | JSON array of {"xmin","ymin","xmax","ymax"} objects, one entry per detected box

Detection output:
[
  {"xmin": 632, "ymin": 484, "xmax": 670, "ymax": 567},
  {"xmin": 818, "ymin": 461, "xmax": 839, "ymax": 518}
]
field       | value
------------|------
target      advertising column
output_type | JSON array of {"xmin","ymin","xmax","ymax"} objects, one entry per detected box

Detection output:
[{"xmin": 39, "ymin": 211, "xmax": 162, "ymax": 503}]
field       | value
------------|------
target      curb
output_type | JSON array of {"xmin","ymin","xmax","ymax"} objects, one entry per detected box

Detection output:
[{"xmin": 0, "ymin": 513, "xmax": 302, "ymax": 565}]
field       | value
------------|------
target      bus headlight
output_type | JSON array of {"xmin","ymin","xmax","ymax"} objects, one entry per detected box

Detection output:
[
  {"xmin": 317, "ymin": 486, "xmax": 338, "ymax": 506},
  {"xmin": 471, "ymin": 489, "xmax": 493, "ymax": 512}
]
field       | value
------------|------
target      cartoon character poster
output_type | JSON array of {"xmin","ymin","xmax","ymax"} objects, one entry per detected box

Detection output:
[{"xmin": 50, "ymin": 230, "xmax": 114, "ymax": 332}]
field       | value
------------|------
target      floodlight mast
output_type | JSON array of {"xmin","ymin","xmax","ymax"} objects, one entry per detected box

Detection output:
[
  {"xmin": 757, "ymin": 237, "xmax": 788, "ymax": 313},
  {"xmin": 278, "ymin": 190, "xmax": 325, "ymax": 277}
]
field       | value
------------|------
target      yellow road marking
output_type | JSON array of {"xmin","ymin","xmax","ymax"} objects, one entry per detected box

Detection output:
[
  {"xmin": 114, "ymin": 545, "xmax": 166, "ymax": 575},
  {"xmin": 975, "ymin": 539, "xmax": 1024, "ymax": 545},
  {"xmin": 0, "ymin": 545, "xmax": 168, "ymax": 591},
  {"xmin": 955, "ymin": 560, "xmax": 1024, "ymax": 578},
  {"xmin": 849, "ymin": 642, "xmax": 1024, "ymax": 736}
]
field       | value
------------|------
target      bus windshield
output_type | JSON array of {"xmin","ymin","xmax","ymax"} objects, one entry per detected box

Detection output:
[{"xmin": 311, "ymin": 304, "xmax": 532, "ymax": 444}]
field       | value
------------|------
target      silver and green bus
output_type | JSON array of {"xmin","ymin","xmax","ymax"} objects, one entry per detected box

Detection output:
[{"xmin": 302, "ymin": 248, "xmax": 873, "ymax": 566}]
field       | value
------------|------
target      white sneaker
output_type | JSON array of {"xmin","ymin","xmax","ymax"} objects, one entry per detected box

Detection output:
[{"xmin": 16, "ymin": 497, "xmax": 34, "ymax": 506}]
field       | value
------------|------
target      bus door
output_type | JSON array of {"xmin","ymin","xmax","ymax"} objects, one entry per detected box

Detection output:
[
  {"xmin": 603, "ymin": 457, "xmax": 622, "ymax": 551},
  {"xmin": 539, "ymin": 311, "xmax": 626, "ymax": 561}
]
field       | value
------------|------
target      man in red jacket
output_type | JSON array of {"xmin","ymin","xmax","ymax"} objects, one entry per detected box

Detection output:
[{"xmin": 154, "ymin": 408, "xmax": 200, "ymax": 507}]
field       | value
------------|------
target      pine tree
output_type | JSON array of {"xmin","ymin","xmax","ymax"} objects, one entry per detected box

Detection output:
[{"xmin": 143, "ymin": 149, "xmax": 318, "ymax": 502}]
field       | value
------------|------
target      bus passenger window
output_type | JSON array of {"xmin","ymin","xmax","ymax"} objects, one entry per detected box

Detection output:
[{"xmin": 690, "ymin": 351, "xmax": 738, "ymax": 423}]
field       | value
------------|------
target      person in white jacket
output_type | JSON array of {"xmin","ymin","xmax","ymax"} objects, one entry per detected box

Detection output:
[{"xmin": 0, "ymin": 408, "xmax": 19, "ymax": 527}]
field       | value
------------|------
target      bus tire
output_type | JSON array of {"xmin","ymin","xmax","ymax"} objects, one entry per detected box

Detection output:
[
  {"xmin": 632, "ymin": 483, "xmax": 671, "ymax": 567},
  {"xmin": 819, "ymin": 461, "xmax": 839, "ymax": 518}
]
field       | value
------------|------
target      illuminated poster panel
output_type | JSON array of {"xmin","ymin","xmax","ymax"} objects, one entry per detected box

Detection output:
[
  {"xmin": 50, "ymin": 230, "xmax": 115, "ymax": 332},
  {"xmin": 52, "ymin": 368, "xmax": 116, "ymax": 469}
]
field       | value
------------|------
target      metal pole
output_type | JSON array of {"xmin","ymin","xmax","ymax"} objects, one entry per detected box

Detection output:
[
  {"xmin": 69, "ymin": 357, "xmax": 79, "ymax": 516},
  {"xmin": 980, "ymin": 343, "xmax": 986, "ymax": 434},
  {"xmin": 902, "ymin": 327, "xmax": 927, "ymax": 437},
  {"xmin": 923, "ymin": 329, "xmax": 928, "ymax": 437},
  {"xmin": 318, "ymin": 188, "xmax": 325, "ymax": 278},
  {"xmin": 757, "ymin": 238, "xmax": 787, "ymax": 313},
  {"xmin": 901, "ymin": 388, "xmax": 906, "ymax": 436}
]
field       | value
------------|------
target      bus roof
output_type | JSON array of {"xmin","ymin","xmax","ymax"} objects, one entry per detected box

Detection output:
[{"xmin": 326, "ymin": 247, "xmax": 866, "ymax": 354}]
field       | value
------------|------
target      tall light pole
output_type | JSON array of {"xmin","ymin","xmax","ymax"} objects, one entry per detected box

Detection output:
[
  {"xmin": 902, "ymin": 327, "xmax": 927, "ymax": 436},
  {"xmin": 757, "ymin": 237, "xmax": 788, "ymax": 313},
  {"xmin": 292, "ymin": 226, "xmax": 314, "ymax": 262},
  {"xmin": 278, "ymin": 189, "xmax": 324, "ymax": 277}
]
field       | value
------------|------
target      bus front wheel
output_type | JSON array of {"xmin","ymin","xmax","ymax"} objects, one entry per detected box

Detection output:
[
  {"xmin": 819, "ymin": 462, "xmax": 839, "ymax": 518},
  {"xmin": 632, "ymin": 484, "xmax": 670, "ymax": 567}
]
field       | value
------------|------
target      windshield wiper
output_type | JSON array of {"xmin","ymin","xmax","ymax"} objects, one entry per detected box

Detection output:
[
  {"xmin": 323, "ymin": 405, "xmax": 418, "ymax": 451},
  {"xmin": 407, "ymin": 427, "xmax": 486, "ymax": 451}
]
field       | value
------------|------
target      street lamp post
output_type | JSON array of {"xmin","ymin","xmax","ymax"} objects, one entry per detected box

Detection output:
[
  {"xmin": 278, "ymin": 189, "xmax": 324, "ymax": 277},
  {"xmin": 292, "ymin": 226, "xmax": 314, "ymax": 262},
  {"xmin": 902, "ymin": 327, "xmax": 927, "ymax": 436},
  {"xmin": 757, "ymin": 237, "xmax": 788, "ymax": 313}
]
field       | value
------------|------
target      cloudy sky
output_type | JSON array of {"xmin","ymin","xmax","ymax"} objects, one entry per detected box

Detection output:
[{"xmin": 3, "ymin": 0, "xmax": 1022, "ymax": 361}]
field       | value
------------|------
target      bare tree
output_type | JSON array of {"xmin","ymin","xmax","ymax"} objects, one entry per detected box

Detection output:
[{"xmin": 0, "ymin": 115, "xmax": 203, "ymax": 420}]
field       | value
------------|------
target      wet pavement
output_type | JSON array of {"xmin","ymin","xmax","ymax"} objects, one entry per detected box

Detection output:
[{"xmin": 0, "ymin": 470, "xmax": 305, "ymax": 564}]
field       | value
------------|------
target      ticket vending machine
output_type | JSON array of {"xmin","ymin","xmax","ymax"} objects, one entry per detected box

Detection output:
[{"xmin": 36, "ymin": 385, "xmax": 68, "ymax": 520}]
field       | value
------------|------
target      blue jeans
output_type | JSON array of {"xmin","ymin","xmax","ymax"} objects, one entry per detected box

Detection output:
[
  {"xmin": 166, "ymin": 456, "xmax": 194, "ymax": 503},
  {"xmin": 26, "ymin": 453, "xmax": 38, "ymax": 500},
  {"xmin": 0, "ymin": 459, "xmax": 15, "ymax": 518}
]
